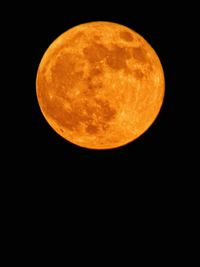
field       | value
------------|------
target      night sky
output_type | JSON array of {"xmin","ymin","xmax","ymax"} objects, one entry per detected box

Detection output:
[
  {"xmin": 11, "ymin": 0, "xmax": 192, "ymax": 192},
  {"xmin": 3, "ymin": 2, "xmax": 197, "ymax": 254}
]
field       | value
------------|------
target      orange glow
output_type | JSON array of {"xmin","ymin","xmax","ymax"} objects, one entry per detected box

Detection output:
[{"xmin": 36, "ymin": 21, "xmax": 165, "ymax": 149}]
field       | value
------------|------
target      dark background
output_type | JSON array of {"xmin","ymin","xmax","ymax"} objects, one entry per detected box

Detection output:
[
  {"xmin": 9, "ymin": 1, "xmax": 193, "ymax": 192},
  {"xmin": 2, "ymin": 1, "xmax": 198, "ymax": 258}
]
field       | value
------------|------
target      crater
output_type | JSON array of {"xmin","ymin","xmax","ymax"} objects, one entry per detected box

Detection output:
[
  {"xmin": 86, "ymin": 124, "xmax": 99, "ymax": 134},
  {"xmin": 72, "ymin": 31, "xmax": 84, "ymax": 42},
  {"xmin": 45, "ymin": 98, "xmax": 93, "ymax": 132},
  {"xmin": 42, "ymin": 95, "xmax": 116, "ymax": 136},
  {"xmin": 120, "ymin": 31, "xmax": 133, "ymax": 42},
  {"xmin": 90, "ymin": 65, "xmax": 103, "ymax": 76},
  {"xmin": 45, "ymin": 44, "xmax": 66, "ymax": 69},
  {"xmin": 93, "ymin": 35, "xmax": 101, "ymax": 41},
  {"xmin": 106, "ymin": 45, "xmax": 131, "ymax": 70},
  {"xmin": 83, "ymin": 65, "xmax": 104, "ymax": 96},
  {"xmin": 83, "ymin": 42, "xmax": 109, "ymax": 63},
  {"xmin": 132, "ymin": 47, "xmax": 147, "ymax": 63},
  {"xmin": 95, "ymin": 98, "xmax": 116, "ymax": 121},
  {"xmin": 51, "ymin": 52, "xmax": 83, "ymax": 95},
  {"xmin": 134, "ymin": 69, "xmax": 144, "ymax": 79},
  {"xmin": 83, "ymin": 99, "xmax": 116, "ymax": 135},
  {"xmin": 83, "ymin": 42, "xmax": 132, "ymax": 71}
]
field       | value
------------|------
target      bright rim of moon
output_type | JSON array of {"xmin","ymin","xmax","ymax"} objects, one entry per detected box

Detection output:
[{"xmin": 36, "ymin": 21, "xmax": 165, "ymax": 150}]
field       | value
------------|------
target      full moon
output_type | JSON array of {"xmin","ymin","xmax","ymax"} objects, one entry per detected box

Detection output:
[{"xmin": 36, "ymin": 21, "xmax": 165, "ymax": 149}]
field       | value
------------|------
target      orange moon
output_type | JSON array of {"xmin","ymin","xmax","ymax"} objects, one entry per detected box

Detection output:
[{"xmin": 36, "ymin": 21, "xmax": 165, "ymax": 150}]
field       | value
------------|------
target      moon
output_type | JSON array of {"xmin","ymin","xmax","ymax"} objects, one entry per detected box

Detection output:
[{"xmin": 36, "ymin": 21, "xmax": 165, "ymax": 149}]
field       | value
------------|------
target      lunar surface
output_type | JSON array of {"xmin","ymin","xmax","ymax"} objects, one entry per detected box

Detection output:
[{"xmin": 36, "ymin": 21, "xmax": 165, "ymax": 149}]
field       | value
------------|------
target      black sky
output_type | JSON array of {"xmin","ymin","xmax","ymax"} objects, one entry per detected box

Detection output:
[
  {"xmin": 10, "ymin": 0, "xmax": 193, "ymax": 186},
  {"xmin": 2, "ymin": 3, "xmax": 197, "ymax": 254}
]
